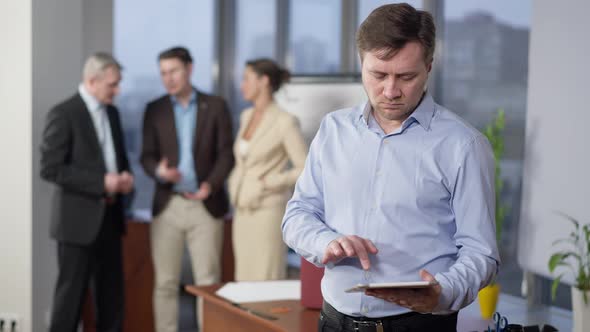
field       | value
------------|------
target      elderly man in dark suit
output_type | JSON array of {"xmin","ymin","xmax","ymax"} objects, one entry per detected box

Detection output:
[
  {"xmin": 40, "ymin": 52, "xmax": 133, "ymax": 332},
  {"xmin": 140, "ymin": 46, "xmax": 234, "ymax": 332}
]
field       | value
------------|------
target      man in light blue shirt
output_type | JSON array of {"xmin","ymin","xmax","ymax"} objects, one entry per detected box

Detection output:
[
  {"xmin": 282, "ymin": 4, "xmax": 499, "ymax": 331},
  {"xmin": 141, "ymin": 47, "xmax": 234, "ymax": 332}
]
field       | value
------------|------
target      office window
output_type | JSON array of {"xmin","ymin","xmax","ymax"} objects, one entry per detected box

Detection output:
[
  {"xmin": 441, "ymin": 0, "xmax": 532, "ymax": 302},
  {"xmin": 231, "ymin": 0, "xmax": 277, "ymax": 124},
  {"xmin": 114, "ymin": 0, "xmax": 216, "ymax": 215},
  {"xmin": 288, "ymin": 0, "xmax": 341, "ymax": 74}
]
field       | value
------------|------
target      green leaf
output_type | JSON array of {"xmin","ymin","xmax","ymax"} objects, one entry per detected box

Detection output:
[
  {"xmin": 549, "ymin": 213, "xmax": 590, "ymax": 297},
  {"xmin": 549, "ymin": 253, "xmax": 566, "ymax": 272},
  {"xmin": 551, "ymin": 274, "xmax": 563, "ymax": 301}
]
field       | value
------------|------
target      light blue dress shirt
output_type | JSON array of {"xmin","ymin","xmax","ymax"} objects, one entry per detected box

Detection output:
[
  {"xmin": 171, "ymin": 90, "xmax": 198, "ymax": 193},
  {"xmin": 282, "ymin": 93, "xmax": 500, "ymax": 317}
]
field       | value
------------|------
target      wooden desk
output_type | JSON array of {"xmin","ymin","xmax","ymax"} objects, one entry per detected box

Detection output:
[{"xmin": 185, "ymin": 284, "xmax": 320, "ymax": 332}]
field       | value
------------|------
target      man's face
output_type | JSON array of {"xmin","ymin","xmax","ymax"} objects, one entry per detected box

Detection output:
[
  {"xmin": 361, "ymin": 41, "xmax": 431, "ymax": 123},
  {"xmin": 88, "ymin": 66, "xmax": 121, "ymax": 105},
  {"xmin": 159, "ymin": 58, "xmax": 192, "ymax": 96}
]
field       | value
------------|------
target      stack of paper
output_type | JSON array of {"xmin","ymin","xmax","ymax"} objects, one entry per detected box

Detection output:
[{"xmin": 215, "ymin": 280, "xmax": 301, "ymax": 303}]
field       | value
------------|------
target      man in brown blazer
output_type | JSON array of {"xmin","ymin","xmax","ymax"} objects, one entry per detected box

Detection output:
[{"xmin": 140, "ymin": 46, "xmax": 234, "ymax": 332}]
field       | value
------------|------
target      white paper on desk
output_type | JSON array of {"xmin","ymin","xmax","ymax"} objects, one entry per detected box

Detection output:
[{"xmin": 215, "ymin": 280, "xmax": 301, "ymax": 303}]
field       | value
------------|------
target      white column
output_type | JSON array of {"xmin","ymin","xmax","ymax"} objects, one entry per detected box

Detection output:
[
  {"xmin": 0, "ymin": 1, "xmax": 33, "ymax": 331},
  {"xmin": 0, "ymin": 0, "xmax": 113, "ymax": 330}
]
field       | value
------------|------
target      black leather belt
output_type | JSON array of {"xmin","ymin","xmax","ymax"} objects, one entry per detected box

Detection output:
[
  {"xmin": 320, "ymin": 301, "xmax": 458, "ymax": 332},
  {"xmin": 321, "ymin": 302, "xmax": 416, "ymax": 332}
]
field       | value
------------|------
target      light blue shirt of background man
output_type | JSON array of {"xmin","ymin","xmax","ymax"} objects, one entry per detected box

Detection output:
[{"xmin": 171, "ymin": 90, "xmax": 198, "ymax": 193}]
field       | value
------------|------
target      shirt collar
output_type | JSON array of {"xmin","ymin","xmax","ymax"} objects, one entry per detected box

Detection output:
[
  {"xmin": 170, "ymin": 88, "xmax": 197, "ymax": 107},
  {"xmin": 78, "ymin": 84, "xmax": 103, "ymax": 113},
  {"xmin": 357, "ymin": 92, "xmax": 435, "ymax": 132}
]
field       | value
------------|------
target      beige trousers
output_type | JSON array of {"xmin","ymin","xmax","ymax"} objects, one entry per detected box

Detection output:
[
  {"xmin": 150, "ymin": 195, "xmax": 223, "ymax": 332},
  {"xmin": 232, "ymin": 205, "xmax": 287, "ymax": 281}
]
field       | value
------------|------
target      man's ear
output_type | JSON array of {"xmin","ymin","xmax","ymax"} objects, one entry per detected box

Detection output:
[
  {"xmin": 427, "ymin": 61, "xmax": 433, "ymax": 73},
  {"xmin": 85, "ymin": 77, "xmax": 96, "ymax": 91}
]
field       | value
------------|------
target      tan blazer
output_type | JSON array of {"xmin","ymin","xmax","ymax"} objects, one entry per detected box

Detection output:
[{"xmin": 228, "ymin": 103, "xmax": 307, "ymax": 209}]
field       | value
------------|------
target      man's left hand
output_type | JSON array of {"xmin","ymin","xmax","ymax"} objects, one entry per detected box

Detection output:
[
  {"xmin": 118, "ymin": 171, "xmax": 134, "ymax": 194},
  {"xmin": 365, "ymin": 269, "xmax": 441, "ymax": 313},
  {"xmin": 183, "ymin": 182, "xmax": 212, "ymax": 201}
]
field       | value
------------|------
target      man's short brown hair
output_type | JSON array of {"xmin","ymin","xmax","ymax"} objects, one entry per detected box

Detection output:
[
  {"xmin": 158, "ymin": 46, "xmax": 193, "ymax": 65},
  {"xmin": 356, "ymin": 3, "xmax": 435, "ymax": 64}
]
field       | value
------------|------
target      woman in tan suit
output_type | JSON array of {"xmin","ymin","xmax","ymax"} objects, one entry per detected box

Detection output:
[{"xmin": 228, "ymin": 59, "xmax": 307, "ymax": 281}]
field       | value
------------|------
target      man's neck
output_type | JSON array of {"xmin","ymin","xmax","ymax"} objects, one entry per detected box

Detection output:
[
  {"xmin": 373, "ymin": 113, "xmax": 405, "ymax": 135},
  {"xmin": 373, "ymin": 92, "xmax": 426, "ymax": 134},
  {"xmin": 174, "ymin": 86, "xmax": 194, "ymax": 107}
]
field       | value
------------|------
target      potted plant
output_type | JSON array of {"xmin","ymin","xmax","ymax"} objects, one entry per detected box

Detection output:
[
  {"xmin": 478, "ymin": 109, "xmax": 508, "ymax": 319},
  {"xmin": 548, "ymin": 213, "xmax": 590, "ymax": 332}
]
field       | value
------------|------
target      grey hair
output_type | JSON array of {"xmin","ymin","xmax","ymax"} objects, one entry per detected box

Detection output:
[{"xmin": 82, "ymin": 52, "xmax": 122, "ymax": 80}]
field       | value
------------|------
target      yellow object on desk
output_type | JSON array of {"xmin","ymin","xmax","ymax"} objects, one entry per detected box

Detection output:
[{"xmin": 479, "ymin": 283, "xmax": 501, "ymax": 319}]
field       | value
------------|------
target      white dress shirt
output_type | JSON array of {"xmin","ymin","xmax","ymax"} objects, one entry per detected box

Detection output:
[{"xmin": 78, "ymin": 84, "xmax": 118, "ymax": 173}]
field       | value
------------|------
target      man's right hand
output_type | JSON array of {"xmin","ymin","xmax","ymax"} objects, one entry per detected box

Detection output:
[
  {"xmin": 156, "ymin": 157, "xmax": 182, "ymax": 183},
  {"xmin": 322, "ymin": 235, "xmax": 379, "ymax": 270},
  {"xmin": 104, "ymin": 173, "xmax": 120, "ymax": 194}
]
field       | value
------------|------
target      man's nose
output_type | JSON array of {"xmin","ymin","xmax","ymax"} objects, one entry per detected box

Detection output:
[{"xmin": 383, "ymin": 78, "xmax": 402, "ymax": 100}]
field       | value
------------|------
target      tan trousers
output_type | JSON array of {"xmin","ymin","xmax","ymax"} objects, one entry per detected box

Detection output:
[
  {"xmin": 232, "ymin": 205, "xmax": 287, "ymax": 281},
  {"xmin": 151, "ymin": 195, "xmax": 223, "ymax": 332}
]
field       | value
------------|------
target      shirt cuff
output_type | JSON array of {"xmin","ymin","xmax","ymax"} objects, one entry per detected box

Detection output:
[
  {"xmin": 309, "ymin": 231, "xmax": 342, "ymax": 268},
  {"xmin": 432, "ymin": 273, "xmax": 457, "ymax": 315}
]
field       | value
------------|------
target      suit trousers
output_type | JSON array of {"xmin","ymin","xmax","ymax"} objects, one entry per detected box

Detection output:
[
  {"xmin": 49, "ymin": 206, "xmax": 124, "ymax": 332},
  {"xmin": 150, "ymin": 195, "xmax": 223, "ymax": 332},
  {"xmin": 232, "ymin": 205, "xmax": 287, "ymax": 281}
]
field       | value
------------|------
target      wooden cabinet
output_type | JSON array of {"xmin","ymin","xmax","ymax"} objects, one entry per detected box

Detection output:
[{"xmin": 82, "ymin": 219, "xmax": 235, "ymax": 332}]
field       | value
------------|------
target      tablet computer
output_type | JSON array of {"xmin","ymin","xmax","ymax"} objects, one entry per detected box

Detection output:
[{"xmin": 345, "ymin": 280, "xmax": 438, "ymax": 293}]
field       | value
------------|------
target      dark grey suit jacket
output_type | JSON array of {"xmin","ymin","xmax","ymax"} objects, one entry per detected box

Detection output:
[{"xmin": 40, "ymin": 93, "xmax": 131, "ymax": 245}]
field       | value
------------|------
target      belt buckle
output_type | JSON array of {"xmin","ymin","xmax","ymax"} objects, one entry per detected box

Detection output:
[{"xmin": 352, "ymin": 319, "xmax": 384, "ymax": 332}]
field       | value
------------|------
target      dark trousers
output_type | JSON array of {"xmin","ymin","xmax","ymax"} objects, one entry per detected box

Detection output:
[
  {"xmin": 49, "ymin": 207, "xmax": 124, "ymax": 332},
  {"xmin": 318, "ymin": 301, "xmax": 457, "ymax": 332}
]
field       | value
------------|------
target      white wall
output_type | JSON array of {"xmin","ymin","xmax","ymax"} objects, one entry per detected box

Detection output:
[
  {"xmin": 0, "ymin": 1, "xmax": 112, "ymax": 330},
  {"xmin": 518, "ymin": 0, "xmax": 590, "ymax": 282},
  {"xmin": 0, "ymin": 1, "xmax": 33, "ymax": 331}
]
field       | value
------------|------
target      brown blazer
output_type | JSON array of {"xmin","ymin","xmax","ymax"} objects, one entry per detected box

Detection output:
[
  {"xmin": 228, "ymin": 103, "xmax": 307, "ymax": 209},
  {"xmin": 140, "ymin": 91, "xmax": 234, "ymax": 218}
]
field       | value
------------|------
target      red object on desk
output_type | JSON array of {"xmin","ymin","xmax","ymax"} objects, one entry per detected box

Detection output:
[{"xmin": 300, "ymin": 257, "xmax": 324, "ymax": 309}]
